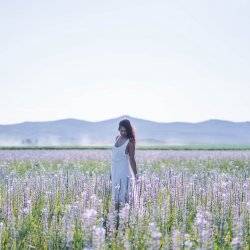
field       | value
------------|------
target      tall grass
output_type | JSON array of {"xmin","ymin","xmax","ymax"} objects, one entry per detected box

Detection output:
[{"xmin": 0, "ymin": 151, "xmax": 249, "ymax": 249}]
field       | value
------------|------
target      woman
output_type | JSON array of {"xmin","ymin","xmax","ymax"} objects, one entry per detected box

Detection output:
[{"xmin": 111, "ymin": 119, "xmax": 138, "ymax": 208}]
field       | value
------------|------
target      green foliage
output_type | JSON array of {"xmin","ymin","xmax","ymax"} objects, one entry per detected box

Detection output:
[{"xmin": 0, "ymin": 154, "xmax": 249, "ymax": 248}]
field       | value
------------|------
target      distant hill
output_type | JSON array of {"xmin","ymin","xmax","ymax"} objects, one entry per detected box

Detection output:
[{"xmin": 0, "ymin": 115, "xmax": 250, "ymax": 146}]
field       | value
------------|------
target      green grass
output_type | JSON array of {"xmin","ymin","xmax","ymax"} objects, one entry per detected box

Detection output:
[{"xmin": 0, "ymin": 155, "xmax": 249, "ymax": 248}]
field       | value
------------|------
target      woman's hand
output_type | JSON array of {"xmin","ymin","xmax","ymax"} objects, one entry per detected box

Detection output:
[
  {"xmin": 134, "ymin": 173, "xmax": 140, "ymax": 184},
  {"xmin": 135, "ymin": 172, "xmax": 138, "ymax": 180}
]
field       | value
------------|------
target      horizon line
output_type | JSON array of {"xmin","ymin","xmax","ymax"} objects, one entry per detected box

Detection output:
[{"xmin": 0, "ymin": 115, "xmax": 250, "ymax": 126}]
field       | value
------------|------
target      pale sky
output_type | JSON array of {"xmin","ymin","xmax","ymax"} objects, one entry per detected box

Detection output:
[{"xmin": 0, "ymin": 0, "xmax": 249, "ymax": 124}]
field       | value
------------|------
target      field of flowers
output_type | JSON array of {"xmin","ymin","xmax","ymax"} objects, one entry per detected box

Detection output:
[{"xmin": 0, "ymin": 149, "xmax": 249, "ymax": 249}]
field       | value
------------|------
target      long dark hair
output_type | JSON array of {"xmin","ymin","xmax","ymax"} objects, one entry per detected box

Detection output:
[{"xmin": 118, "ymin": 119, "xmax": 136, "ymax": 144}]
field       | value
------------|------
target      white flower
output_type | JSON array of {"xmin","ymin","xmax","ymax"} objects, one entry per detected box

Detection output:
[{"xmin": 83, "ymin": 208, "xmax": 97, "ymax": 227}]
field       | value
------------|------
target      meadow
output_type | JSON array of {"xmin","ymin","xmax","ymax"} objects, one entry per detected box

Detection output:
[{"xmin": 0, "ymin": 149, "xmax": 249, "ymax": 249}]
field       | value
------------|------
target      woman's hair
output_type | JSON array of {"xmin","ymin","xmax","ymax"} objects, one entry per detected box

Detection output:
[{"xmin": 118, "ymin": 119, "xmax": 136, "ymax": 144}]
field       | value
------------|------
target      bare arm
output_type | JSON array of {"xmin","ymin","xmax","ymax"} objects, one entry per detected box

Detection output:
[{"xmin": 128, "ymin": 141, "xmax": 138, "ymax": 178}]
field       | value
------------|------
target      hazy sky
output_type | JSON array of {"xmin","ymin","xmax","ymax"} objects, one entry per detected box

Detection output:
[{"xmin": 1, "ymin": 0, "xmax": 249, "ymax": 124}]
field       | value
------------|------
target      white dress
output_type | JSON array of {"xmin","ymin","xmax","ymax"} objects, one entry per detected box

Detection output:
[{"xmin": 111, "ymin": 136, "xmax": 135, "ymax": 204}]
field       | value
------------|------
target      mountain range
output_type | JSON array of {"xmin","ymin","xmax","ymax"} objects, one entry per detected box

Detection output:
[{"xmin": 0, "ymin": 115, "xmax": 250, "ymax": 146}]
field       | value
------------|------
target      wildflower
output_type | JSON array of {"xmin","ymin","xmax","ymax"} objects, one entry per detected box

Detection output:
[
  {"xmin": 92, "ymin": 225, "xmax": 105, "ymax": 249},
  {"xmin": 83, "ymin": 208, "xmax": 97, "ymax": 228},
  {"xmin": 148, "ymin": 222, "xmax": 161, "ymax": 250}
]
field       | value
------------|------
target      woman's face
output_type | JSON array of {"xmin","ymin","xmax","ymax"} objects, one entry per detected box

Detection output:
[{"xmin": 119, "ymin": 126, "xmax": 127, "ymax": 137}]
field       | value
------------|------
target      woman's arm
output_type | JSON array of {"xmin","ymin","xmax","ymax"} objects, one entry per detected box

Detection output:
[{"xmin": 127, "ymin": 141, "xmax": 138, "ymax": 178}]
